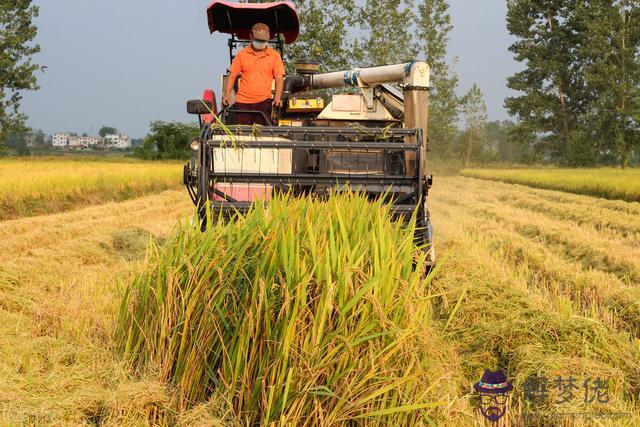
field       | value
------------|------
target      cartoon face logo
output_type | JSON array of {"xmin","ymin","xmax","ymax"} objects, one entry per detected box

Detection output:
[{"xmin": 474, "ymin": 369, "xmax": 513, "ymax": 423}]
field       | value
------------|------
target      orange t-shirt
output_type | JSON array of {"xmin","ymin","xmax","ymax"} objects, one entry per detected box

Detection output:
[{"xmin": 229, "ymin": 46, "xmax": 285, "ymax": 104}]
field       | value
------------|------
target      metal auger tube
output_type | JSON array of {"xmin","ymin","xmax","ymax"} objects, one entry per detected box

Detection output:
[
  {"xmin": 288, "ymin": 61, "xmax": 431, "ymax": 173},
  {"xmin": 306, "ymin": 62, "xmax": 430, "ymax": 89}
]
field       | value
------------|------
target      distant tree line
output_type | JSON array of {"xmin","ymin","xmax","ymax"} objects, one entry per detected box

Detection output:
[
  {"xmin": 2, "ymin": 129, "xmax": 45, "ymax": 156},
  {"xmin": 133, "ymin": 121, "xmax": 199, "ymax": 160}
]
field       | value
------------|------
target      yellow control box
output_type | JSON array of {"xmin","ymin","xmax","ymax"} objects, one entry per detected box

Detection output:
[{"xmin": 288, "ymin": 98, "xmax": 324, "ymax": 112}]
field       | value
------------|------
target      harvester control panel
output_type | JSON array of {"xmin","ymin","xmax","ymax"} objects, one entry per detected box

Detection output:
[
  {"xmin": 278, "ymin": 97, "xmax": 326, "ymax": 127},
  {"xmin": 287, "ymin": 97, "xmax": 324, "ymax": 113}
]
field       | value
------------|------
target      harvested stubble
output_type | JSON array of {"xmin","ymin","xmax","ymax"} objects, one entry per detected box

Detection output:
[
  {"xmin": 0, "ymin": 190, "xmax": 194, "ymax": 425},
  {"xmin": 118, "ymin": 193, "xmax": 462, "ymax": 425},
  {"xmin": 429, "ymin": 177, "xmax": 640, "ymax": 425}
]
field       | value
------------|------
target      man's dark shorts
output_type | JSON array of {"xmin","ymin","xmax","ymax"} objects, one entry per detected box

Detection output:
[{"xmin": 230, "ymin": 99, "xmax": 273, "ymax": 125}]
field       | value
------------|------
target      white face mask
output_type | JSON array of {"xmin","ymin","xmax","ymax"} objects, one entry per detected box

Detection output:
[{"xmin": 252, "ymin": 40, "xmax": 268, "ymax": 50}]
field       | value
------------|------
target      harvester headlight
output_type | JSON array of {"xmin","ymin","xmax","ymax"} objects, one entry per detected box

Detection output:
[{"xmin": 190, "ymin": 139, "xmax": 200, "ymax": 151}]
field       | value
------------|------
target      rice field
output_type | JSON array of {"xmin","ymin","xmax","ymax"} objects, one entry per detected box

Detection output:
[
  {"xmin": 1, "ymin": 174, "xmax": 640, "ymax": 425},
  {"xmin": 0, "ymin": 158, "xmax": 182, "ymax": 220},
  {"xmin": 461, "ymin": 167, "xmax": 640, "ymax": 202}
]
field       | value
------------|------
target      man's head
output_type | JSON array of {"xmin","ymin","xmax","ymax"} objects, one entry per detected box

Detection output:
[{"xmin": 251, "ymin": 23, "xmax": 270, "ymax": 51}]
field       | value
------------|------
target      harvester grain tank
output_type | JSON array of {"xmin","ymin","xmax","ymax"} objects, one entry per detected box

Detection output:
[{"xmin": 183, "ymin": 0, "xmax": 435, "ymax": 267}]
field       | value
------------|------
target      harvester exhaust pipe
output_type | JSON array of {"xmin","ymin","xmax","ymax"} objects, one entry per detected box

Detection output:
[{"xmin": 288, "ymin": 62, "xmax": 430, "ymax": 174}]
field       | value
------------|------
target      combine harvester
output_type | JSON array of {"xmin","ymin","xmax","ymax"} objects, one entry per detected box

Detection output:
[{"xmin": 183, "ymin": 0, "xmax": 435, "ymax": 268}]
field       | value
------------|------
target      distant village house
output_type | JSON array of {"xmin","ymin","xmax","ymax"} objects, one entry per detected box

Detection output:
[
  {"xmin": 104, "ymin": 134, "xmax": 132, "ymax": 149},
  {"xmin": 52, "ymin": 132, "xmax": 131, "ymax": 149},
  {"xmin": 52, "ymin": 133, "xmax": 71, "ymax": 147}
]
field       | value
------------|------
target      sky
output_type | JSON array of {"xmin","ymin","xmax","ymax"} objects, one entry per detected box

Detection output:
[{"xmin": 21, "ymin": 0, "xmax": 521, "ymax": 138}]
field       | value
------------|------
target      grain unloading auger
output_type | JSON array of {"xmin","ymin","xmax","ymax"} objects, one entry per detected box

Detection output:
[{"xmin": 183, "ymin": 0, "xmax": 435, "ymax": 267}]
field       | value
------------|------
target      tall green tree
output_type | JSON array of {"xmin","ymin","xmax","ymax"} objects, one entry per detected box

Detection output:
[
  {"xmin": 415, "ymin": 0, "xmax": 460, "ymax": 159},
  {"xmin": 134, "ymin": 121, "xmax": 199, "ymax": 160},
  {"xmin": 99, "ymin": 126, "xmax": 118, "ymax": 137},
  {"xmin": 0, "ymin": 0, "xmax": 40, "ymax": 148},
  {"xmin": 280, "ymin": 0, "xmax": 358, "ymax": 71},
  {"xmin": 460, "ymin": 84, "xmax": 488, "ymax": 166},
  {"xmin": 484, "ymin": 120, "xmax": 537, "ymax": 163},
  {"xmin": 577, "ymin": 0, "xmax": 640, "ymax": 168},
  {"xmin": 505, "ymin": 0, "xmax": 585, "ymax": 162},
  {"xmin": 251, "ymin": 0, "xmax": 357, "ymax": 70},
  {"xmin": 487, "ymin": 120, "xmax": 511, "ymax": 162},
  {"xmin": 358, "ymin": 0, "xmax": 417, "ymax": 65}
]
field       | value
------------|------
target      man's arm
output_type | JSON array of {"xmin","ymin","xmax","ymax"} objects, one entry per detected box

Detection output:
[
  {"xmin": 223, "ymin": 72, "xmax": 239, "ymax": 106},
  {"xmin": 272, "ymin": 53, "xmax": 286, "ymax": 108},
  {"xmin": 273, "ymin": 76, "xmax": 284, "ymax": 108}
]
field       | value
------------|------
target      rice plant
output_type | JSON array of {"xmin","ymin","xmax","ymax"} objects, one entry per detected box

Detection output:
[
  {"xmin": 118, "ymin": 193, "xmax": 455, "ymax": 425},
  {"xmin": 0, "ymin": 158, "xmax": 182, "ymax": 219},
  {"xmin": 461, "ymin": 167, "xmax": 640, "ymax": 202}
]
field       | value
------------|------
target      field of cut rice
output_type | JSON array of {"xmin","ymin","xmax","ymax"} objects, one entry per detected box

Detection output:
[
  {"xmin": 461, "ymin": 167, "xmax": 640, "ymax": 202},
  {"xmin": 1, "ymin": 173, "xmax": 640, "ymax": 425},
  {"xmin": 0, "ymin": 158, "xmax": 182, "ymax": 220}
]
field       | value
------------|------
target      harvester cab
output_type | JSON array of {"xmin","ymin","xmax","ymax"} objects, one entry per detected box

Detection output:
[{"xmin": 183, "ymin": 0, "xmax": 435, "ymax": 267}]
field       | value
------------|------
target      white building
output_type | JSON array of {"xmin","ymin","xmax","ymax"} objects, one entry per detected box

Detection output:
[
  {"xmin": 82, "ymin": 136, "xmax": 102, "ymax": 147},
  {"xmin": 104, "ymin": 134, "xmax": 131, "ymax": 149},
  {"xmin": 68, "ymin": 136, "xmax": 102, "ymax": 148},
  {"xmin": 52, "ymin": 133, "xmax": 71, "ymax": 147},
  {"xmin": 69, "ymin": 136, "xmax": 102, "ymax": 148},
  {"xmin": 67, "ymin": 136, "xmax": 83, "ymax": 148},
  {"xmin": 52, "ymin": 132, "xmax": 130, "ymax": 150}
]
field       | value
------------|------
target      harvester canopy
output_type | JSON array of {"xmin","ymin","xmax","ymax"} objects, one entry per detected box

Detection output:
[{"xmin": 207, "ymin": 1, "xmax": 300, "ymax": 44}]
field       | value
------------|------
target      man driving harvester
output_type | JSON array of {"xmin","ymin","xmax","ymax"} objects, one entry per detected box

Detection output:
[{"xmin": 222, "ymin": 23, "xmax": 285, "ymax": 125}]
